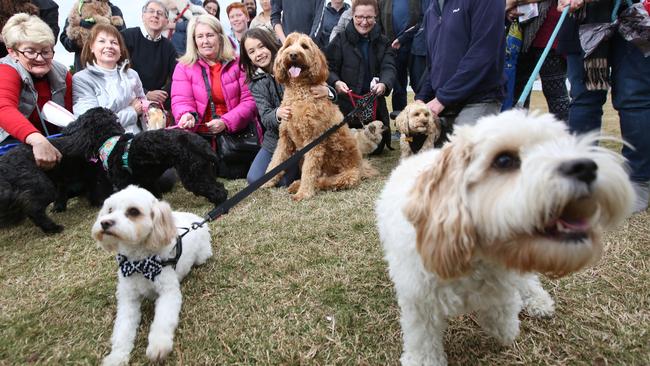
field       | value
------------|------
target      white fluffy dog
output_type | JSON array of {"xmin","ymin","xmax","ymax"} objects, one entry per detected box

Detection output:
[
  {"xmin": 376, "ymin": 110, "xmax": 634, "ymax": 366},
  {"xmin": 160, "ymin": 0, "xmax": 206, "ymax": 23},
  {"xmin": 92, "ymin": 185, "xmax": 212, "ymax": 366}
]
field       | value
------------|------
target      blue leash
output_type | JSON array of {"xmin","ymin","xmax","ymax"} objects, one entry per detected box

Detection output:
[
  {"xmin": 515, "ymin": 6, "xmax": 570, "ymax": 108},
  {"xmin": 0, "ymin": 133, "xmax": 63, "ymax": 156}
]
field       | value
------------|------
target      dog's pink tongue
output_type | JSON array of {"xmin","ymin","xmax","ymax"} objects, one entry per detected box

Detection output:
[{"xmin": 288, "ymin": 66, "xmax": 301, "ymax": 78}]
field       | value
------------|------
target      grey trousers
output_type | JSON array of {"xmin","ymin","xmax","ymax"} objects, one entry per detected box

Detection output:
[{"xmin": 445, "ymin": 102, "xmax": 502, "ymax": 127}]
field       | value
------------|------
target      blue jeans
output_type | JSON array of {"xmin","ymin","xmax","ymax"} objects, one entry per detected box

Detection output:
[
  {"xmin": 247, "ymin": 147, "xmax": 299, "ymax": 187},
  {"xmin": 566, "ymin": 33, "xmax": 650, "ymax": 182}
]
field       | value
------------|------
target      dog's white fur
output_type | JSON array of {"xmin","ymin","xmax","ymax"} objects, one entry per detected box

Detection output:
[
  {"xmin": 396, "ymin": 103, "xmax": 441, "ymax": 159},
  {"xmin": 350, "ymin": 120, "xmax": 384, "ymax": 155},
  {"xmin": 160, "ymin": 0, "xmax": 206, "ymax": 23},
  {"xmin": 376, "ymin": 110, "xmax": 634, "ymax": 365},
  {"xmin": 92, "ymin": 186, "xmax": 212, "ymax": 366}
]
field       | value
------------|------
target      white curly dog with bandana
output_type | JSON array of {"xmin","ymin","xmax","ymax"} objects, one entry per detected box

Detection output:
[
  {"xmin": 92, "ymin": 185, "xmax": 212, "ymax": 366},
  {"xmin": 376, "ymin": 110, "xmax": 634, "ymax": 366}
]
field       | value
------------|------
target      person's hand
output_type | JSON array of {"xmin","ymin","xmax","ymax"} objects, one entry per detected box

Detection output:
[
  {"xmin": 334, "ymin": 80, "xmax": 350, "ymax": 94},
  {"xmin": 507, "ymin": 7, "xmax": 523, "ymax": 21},
  {"xmin": 310, "ymin": 85, "xmax": 329, "ymax": 99},
  {"xmin": 206, "ymin": 119, "xmax": 226, "ymax": 134},
  {"xmin": 178, "ymin": 112, "xmax": 196, "ymax": 128},
  {"xmin": 25, "ymin": 133, "xmax": 61, "ymax": 170},
  {"xmin": 391, "ymin": 38, "xmax": 401, "ymax": 50},
  {"xmin": 558, "ymin": 0, "xmax": 585, "ymax": 12},
  {"xmin": 79, "ymin": 18, "xmax": 96, "ymax": 29},
  {"xmin": 146, "ymin": 90, "xmax": 168, "ymax": 104},
  {"xmin": 276, "ymin": 106, "xmax": 292, "ymax": 121},
  {"xmin": 371, "ymin": 82, "xmax": 386, "ymax": 96},
  {"xmin": 131, "ymin": 98, "xmax": 143, "ymax": 115},
  {"xmin": 426, "ymin": 98, "xmax": 445, "ymax": 116}
]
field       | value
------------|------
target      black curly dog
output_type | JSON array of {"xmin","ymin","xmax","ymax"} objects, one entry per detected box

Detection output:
[{"xmin": 0, "ymin": 107, "xmax": 228, "ymax": 233}]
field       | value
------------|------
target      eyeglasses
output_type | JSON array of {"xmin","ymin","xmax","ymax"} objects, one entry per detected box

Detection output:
[
  {"xmin": 144, "ymin": 8, "xmax": 166, "ymax": 17},
  {"xmin": 15, "ymin": 48, "xmax": 54, "ymax": 60},
  {"xmin": 353, "ymin": 15, "xmax": 376, "ymax": 22}
]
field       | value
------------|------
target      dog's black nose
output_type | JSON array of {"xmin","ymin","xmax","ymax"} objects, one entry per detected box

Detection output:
[
  {"xmin": 289, "ymin": 52, "xmax": 297, "ymax": 61},
  {"xmin": 558, "ymin": 158, "xmax": 598, "ymax": 185},
  {"xmin": 101, "ymin": 220, "xmax": 115, "ymax": 230}
]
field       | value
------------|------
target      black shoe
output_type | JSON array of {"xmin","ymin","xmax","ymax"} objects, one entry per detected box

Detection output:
[{"xmin": 390, "ymin": 110, "xmax": 402, "ymax": 120}]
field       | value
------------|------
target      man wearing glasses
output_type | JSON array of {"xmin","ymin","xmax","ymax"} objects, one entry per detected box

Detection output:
[{"xmin": 121, "ymin": 0, "xmax": 178, "ymax": 109}]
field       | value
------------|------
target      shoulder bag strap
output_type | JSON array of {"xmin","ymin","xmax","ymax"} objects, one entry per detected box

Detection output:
[{"xmin": 200, "ymin": 66, "xmax": 219, "ymax": 120}]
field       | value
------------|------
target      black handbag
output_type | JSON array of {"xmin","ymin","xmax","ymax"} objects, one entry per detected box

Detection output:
[{"xmin": 200, "ymin": 67, "xmax": 260, "ymax": 165}]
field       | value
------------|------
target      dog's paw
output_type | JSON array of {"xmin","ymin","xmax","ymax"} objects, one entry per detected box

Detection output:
[
  {"xmin": 41, "ymin": 222, "xmax": 64, "ymax": 234},
  {"xmin": 524, "ymin": 292, "xmax": 555, "ymax": 318},
  {"xmin": 146, "ymin": 337, "xmax": 173, "ymax": 362},
  {"xmin": 287, "ymin": 180, "xmax": 301, "ymax": 194},
  {"xmin": 291, "ymin": 190, "xmax": 314, "ymax": 201},
  {"xmin": 102, "ymin": 352, "xmax": 129, "ymax": 366},
  {"xmin": 401, "ymin": 351, "xmax": 448, "ymax": 366}
]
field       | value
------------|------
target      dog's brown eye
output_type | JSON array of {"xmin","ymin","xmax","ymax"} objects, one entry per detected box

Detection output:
[
  {"xmin": 492, "ymin": 152, "xmax": 521, "ymax": 171},
  {"xmin": 126, "ymin": 207, "xmax": 141, "ymax": 217},
  {"xmin": 107, "ymin": 207, "xmax": 113, "ymax": 213},
  {"xmin": 300, "ymin": 43, "xmax": 309, "ymax": 49}
]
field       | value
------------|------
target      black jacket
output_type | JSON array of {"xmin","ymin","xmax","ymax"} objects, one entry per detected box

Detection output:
[
  {"xmin": 325, "ymin": 22, "xmax": 397, "ymax": 128},
  {"xmin": 59, "ymin": 2, "xmax": 125, "ymax": 72},
  {"xmin": 248, "ymin": 70, "xmax": 284, "ymax": 153}
]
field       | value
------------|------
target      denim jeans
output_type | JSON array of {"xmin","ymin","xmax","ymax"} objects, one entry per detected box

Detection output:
[
  {"xmin": 566, "ymin": 33, "xmax": 650, "ymax": 182},
  {"xmin": 247, "ymin": 147, "xmax": 299, "ymax": 187}
]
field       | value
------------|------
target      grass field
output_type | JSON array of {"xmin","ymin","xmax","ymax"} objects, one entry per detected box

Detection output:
[{"xmin": 1, "ymin": 92, "xmax": 648, "ymax": 365}]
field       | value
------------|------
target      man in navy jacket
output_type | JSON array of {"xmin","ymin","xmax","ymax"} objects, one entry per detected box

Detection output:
[{"xmin": 415, "ymin": 0, "xmax": 506, "ymax": 126}]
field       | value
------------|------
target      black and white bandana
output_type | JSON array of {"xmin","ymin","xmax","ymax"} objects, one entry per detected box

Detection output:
[{"xmin": 116, "ymin": 253, "xmax": 163, "ymax": 281}]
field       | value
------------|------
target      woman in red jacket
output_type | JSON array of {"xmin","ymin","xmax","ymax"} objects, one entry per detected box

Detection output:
[{"xmin": 0, "ymin": 13, "xmax": 72, "ymax": 170}]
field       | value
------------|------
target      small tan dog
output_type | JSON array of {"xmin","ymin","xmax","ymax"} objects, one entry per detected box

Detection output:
[
  {"xmin": 350, "ymin": 121, "xmax": 384, "ymax": 155},
  {"xmin": 396, "ymin": 103, "xmax": 441, "ymax": 159},
  {"xmin": 66, "ymin": 0, "xmax": 124, "ymax": 49}
]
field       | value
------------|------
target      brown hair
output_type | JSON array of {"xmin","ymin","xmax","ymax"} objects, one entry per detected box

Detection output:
[
  {"xmin": 80, "ymin": 24, "xmax": 130, "ymax": 69},
  {"xmin": 203, "ymin": 0, "xmax": 220, "ymax": 20},
  {"xmin": 239, "ymin": 28, "xmax": 281, "ymax": 83},
  {"xmin": 352, "ymin": 0, "xmax": 379, "ymax": 15}
]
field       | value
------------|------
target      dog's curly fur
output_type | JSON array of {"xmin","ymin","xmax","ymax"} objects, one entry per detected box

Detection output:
[
  {"xmin": 0, "ymin": 0, "xmax": 38, "ymax": 32},
  {"xmin": 160, "ymin": 0, "xmax": 206, "ymax": 23},
  {"xmin": 263, "ymin": 33, "xmax": 376, "ymax": 200},
  {"xmin": 60, "ymin": 107, "xmax": 228, "ymax": 206},
  {"xmin": 395, "ymin": 103, "xmax": 441, "ymax": 159},
  {"xmin": 92, "ymin": 186, "xmax": 212, "ymax": 365},
  {"xmin": 350, "ymin": 120, "xmax": 385, "ymax": 156},
  {"xmin": 377, "ymin": 110, "xmax": 635, "ymax": 365},
  {"xmin": 65, "ymin": 0, "xmax": 124, "ymax": 48},
  {"xmin": 0, "ymin": 109, "xmax": 121, "ymax": 233}
]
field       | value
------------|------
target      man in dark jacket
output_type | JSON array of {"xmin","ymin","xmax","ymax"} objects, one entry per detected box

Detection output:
[
  {"xmin": 59, "ymin": 1, "xmax": 126, "ymax": 72},
  {"xmin": 415, "ymin": 0, "xmax": 505, "ymax": 126},
  {"xmin": 32, "ymin": 0, "xmax": 59, "ymax": 40},
  {"xmin": 271, "ymin": 0, "xmax": 325, "ymax": 43},
  {"xmin": 326, "ymin": 0, "xmax": 397, "ymax": 153}
]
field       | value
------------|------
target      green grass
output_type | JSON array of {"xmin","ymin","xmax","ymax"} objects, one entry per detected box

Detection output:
[{"xmin": 0, "ymin": 92, "xmax": 648, "ymax": 365}]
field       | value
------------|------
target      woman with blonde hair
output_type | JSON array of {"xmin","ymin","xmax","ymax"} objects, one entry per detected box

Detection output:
[
  {"xmin": 0, "ymin": 13, "xmax": 72, "ymax": 170},
  {"xmin": 171, "ymin": 14, "xmax": 260, "ymax": 179}
]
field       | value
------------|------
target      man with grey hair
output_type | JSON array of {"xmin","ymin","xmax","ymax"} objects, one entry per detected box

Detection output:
[{"xmin": 121, "ymin": 0, "xmax": 178, "ymax": 107}]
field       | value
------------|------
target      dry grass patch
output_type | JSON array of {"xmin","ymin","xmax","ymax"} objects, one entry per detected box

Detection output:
[{"xmin": 0, "ymin": 92, "xmax": 648, "ymax": 365}]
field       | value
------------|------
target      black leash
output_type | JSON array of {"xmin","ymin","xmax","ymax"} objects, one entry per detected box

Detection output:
[{"xmin": 188, "ymin": 92, "xmax": 379, "ymax": 231}]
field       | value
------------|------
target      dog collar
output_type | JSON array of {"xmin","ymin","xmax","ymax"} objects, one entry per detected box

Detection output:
[
  {"xmin": 98, "ymin": 135, "xmax": 133, "ymax": 173},
  {"xmin": 98, "ymin": 136, "xmax": 120, "ymax": 171},
  {"xmin": 116, "ymin": 234, "xmax": 184, "ymax": 281}
]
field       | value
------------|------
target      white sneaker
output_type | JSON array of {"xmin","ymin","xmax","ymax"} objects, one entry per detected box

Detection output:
[{"xmin": 632, "ymin": 181, "xmax": 649, "ymax": 213}]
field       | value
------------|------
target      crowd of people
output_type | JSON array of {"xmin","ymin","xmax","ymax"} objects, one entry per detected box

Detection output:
[{"xmin": 0, "ymin": 0, "xmax": 647, "ymax": 212}]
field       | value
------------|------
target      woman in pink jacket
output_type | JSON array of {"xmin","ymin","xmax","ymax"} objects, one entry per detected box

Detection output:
[{"xmin": 171, "ymin": 14, "xmax": 260, "ymax": 179}]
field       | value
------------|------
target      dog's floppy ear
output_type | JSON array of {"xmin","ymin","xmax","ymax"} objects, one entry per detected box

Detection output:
[
  {"xmin": 395, "ymin": 106, "xmax": 410, "ymax": 134},
  {"xmin": 145, "ymin": 200, "xmax": 177, "ymax": 251},
  {"xmin": 404, "ymin": 138, "xmax": 476, "ymax": 279},
  {"xmin": 368, "ymin": 124, "xmax": 376, "ymax": 134},
  {"xmin": 310, "ymin": 41, "xmax": 329, "ymax": 84}
]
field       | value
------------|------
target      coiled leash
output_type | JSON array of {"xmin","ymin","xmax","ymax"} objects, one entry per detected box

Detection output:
[
  {"xmin": 515, "ymin": 6, "xmax": 570, "ymax": 108},
  {"xmin": 186, "ymin": 92, "xmax": 380, "ymax": 232}
]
